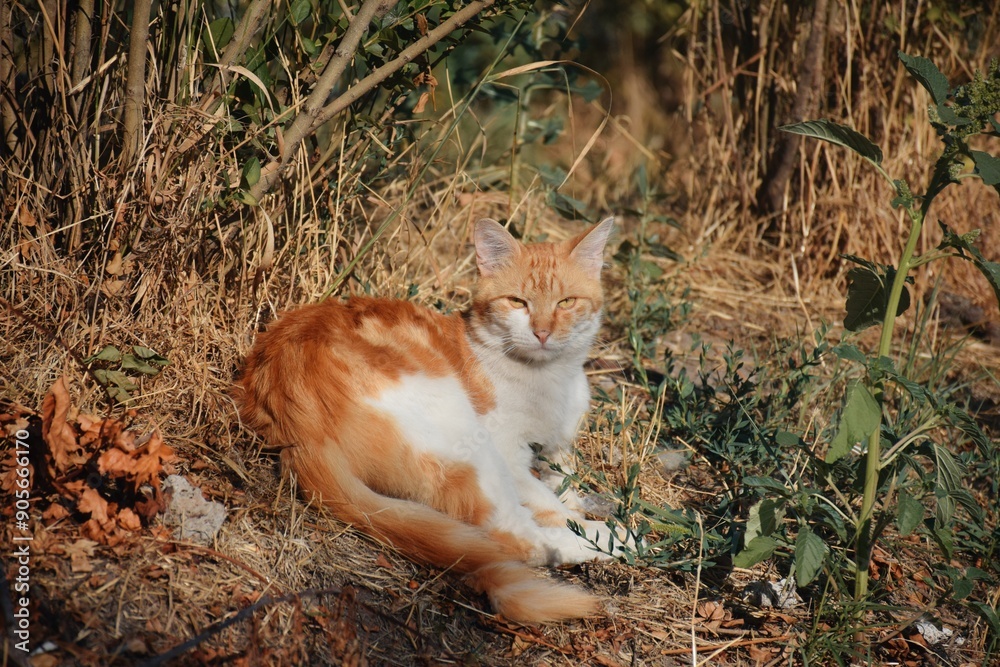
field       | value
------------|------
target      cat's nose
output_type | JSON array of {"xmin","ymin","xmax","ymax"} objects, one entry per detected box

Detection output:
[{"xmin": 534, "ymin": 330, "xmax": 551, "ymax": 345}]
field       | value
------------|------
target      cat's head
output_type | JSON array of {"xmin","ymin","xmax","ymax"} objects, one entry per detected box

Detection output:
[{"xmin": 469, "ymin": 218, "xmax": 615, "ymax": 364}]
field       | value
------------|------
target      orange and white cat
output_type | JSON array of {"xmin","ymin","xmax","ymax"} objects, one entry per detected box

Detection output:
[{"xmin": 237, "ymin": 218, "xmax": 626, "ymax": 623}]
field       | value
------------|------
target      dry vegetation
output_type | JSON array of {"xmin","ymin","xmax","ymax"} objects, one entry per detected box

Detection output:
[{"xmin": 2, "ymin": 1, "xmax": 999, "ymax": 665}]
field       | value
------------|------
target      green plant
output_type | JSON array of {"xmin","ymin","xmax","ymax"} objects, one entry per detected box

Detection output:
[
  {"xmin": 779, "ymin": 53, "xmax": 1000, "ymax": 605},
  {"xmin": 83, "ymin": 345, "xmax": 170, "ymax": 404},
  {"xmin": 614, "ymin": 166, "xmax": 686, "ymax": 389}
]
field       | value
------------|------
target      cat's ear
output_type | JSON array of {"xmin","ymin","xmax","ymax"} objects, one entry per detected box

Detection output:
[
  {"xmin": 475, "ymin": 218, "xmax": 521, "ymax": 276},
  {"xmin": 568, "ymin": 217, "xmax": 615, "ymax": 279}
]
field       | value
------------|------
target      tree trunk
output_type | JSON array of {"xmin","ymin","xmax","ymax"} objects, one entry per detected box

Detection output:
[
  {"xmin": 0, "ymin": 0, "xmax": 17, "ymax": 155},
  {"xmin": 122, "ymin": 0, "xmax": 153, "ymax": 164},
  {"xmin": 755, "ymin": 0, "xmax": 830, "ymax": 217}
]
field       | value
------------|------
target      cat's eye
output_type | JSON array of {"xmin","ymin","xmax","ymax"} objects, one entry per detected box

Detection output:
[
  {"xmin": 557, "ymin": 297, "xmax": 577, "ymax": 309},
  {"xmin": 506, "ymin": 297, "xmax": 528, "ymax": 309}
]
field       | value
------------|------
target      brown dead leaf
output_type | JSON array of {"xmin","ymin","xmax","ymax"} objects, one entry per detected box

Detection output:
[
  {"xmin": 98, "ymin": 447, "xmax": 134, "ymax": 476},
  {"xmin": 0, "ymin": 448, "xmax": 24, "ymax": 493},
  {"xmin": 105, "ymin": 250, "xmax": 124, "ymax": 276},
  {"xmin": 117, "ymin": 507, "xmax": 141, "ymax": 531},
  {"xmin": 65, "ymin": 538, "xmax": 99, "ymax": 573},
  {"xmin": 415, "ymin": 12, "xmax": 427, "ymax": 35},
  {"xmin": 697, "ymin": 600, "xmax": 726, "ymax": 621},
  {"xmin": 748, "ymin": 644, "xmax": 777, "ymax": 664},
  {"xmin": 41, "ymin": 377, "xmax": 86, "ymax": 472},
  {"xmin": 18, "ymin": 205, "xmax": 36, "ymax": 228},
  {"xmin": 42, "ymin": 503, "xmax": 70, "ymax": 522},
  {"xmin": 18, "ymin": 239, "xmax": 37, "ymax": 259},
  {"xmin": 150, "ymin": 524, "xmax": 173, "ymax": 540},
  {"xmin": 81, "ymin": 518, "xmax": 123, "ymax": 545},
  {"xmin": 101, "ymin": 277, "xmax": 126, "ymax": 296},
  {"xmin": 696, "ymin": 599, "xmax": 727, "ymax": 632},
  {"xmin": 79, "ymin": 414, "xmax": 122, "ymax": 447},
  {"xmin": 63, "ymin": 479, "xmax": 87, "ymax": 496},
  {"xmin": 412, "ymin": 91, "xmax": 431, "ymax": 114},
  {"xmin": 131, "ymin": 432, "xmax": 177, "ymax": 486},
  {"xmin": 77, "ymin": 487, "xmax": 110, "ymax": 524},
  {"xmin": 134, "ymin": 488, "xmax": 165, "ymax": 521},
  {"xmin": 97, "ymin": 430, "xmax": 175, "ymax": 487}
]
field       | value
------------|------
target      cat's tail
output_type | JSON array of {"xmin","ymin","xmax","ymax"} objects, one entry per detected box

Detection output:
[{"xmin": 284, "ymin": 443, "xmax": 601, "ymax": 624}]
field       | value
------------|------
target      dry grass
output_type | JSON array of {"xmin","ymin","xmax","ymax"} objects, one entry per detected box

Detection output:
[{"xmin": 3, "ymin": 1, "xmax": 1000, "ymax": 665}]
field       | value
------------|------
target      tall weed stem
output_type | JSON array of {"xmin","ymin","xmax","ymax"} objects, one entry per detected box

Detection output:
[{"xmin": 855, "ymin": 207, "xmax": 923, "ymax": 601}]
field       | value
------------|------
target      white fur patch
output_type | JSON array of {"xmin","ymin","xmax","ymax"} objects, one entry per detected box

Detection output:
[{"xmin": 365, "ymin": 374, "xmax": 484, "ymax": 462}]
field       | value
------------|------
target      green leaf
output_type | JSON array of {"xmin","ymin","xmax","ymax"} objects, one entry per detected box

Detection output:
[
  {"xmin": 106, "ymin": 385, "xmax": 132, "ymax": 404},
  {"xmin": 936, "ymin": 402, "xmax": 991, "ymax": 456},
  {"xmin": 934, "ymin": 104, "xmax": 974, "ymax": 127},
  {"xmin": 925, "ymin": 150, "xmax": 962, "ymax": 204},
  {"xmin": 300, "ymin": 35, "xmax": 319, "ymax": 57},
  {"xmin": 546, "ymin": 190, "xmax": 592, "ymax": 221},
  {"xmin": 832, "ymin": 343, "xmax": 866, "ymax": 364},
  {"xmin": 576, "ymin": 78, "xmax": 604, "ymax": 103},
  {"xmin": 775, "ymin": 430, "xmax": 802, "ymax": 447},
  {"xmin": 952, "ymin": 577, "xmax": 974, "ymax": 600},
  {"xmin": 970, "ymin": 150, "xmax": 1000, "ymax": 186},
  {"xmin": 639, "ymin": 260, "xmax": 663, "ymax": 280},
  {"xmin": 930, "ymin": 526, "xmax": 954, "ymax": 559},
  {"xmin": 733, "ymin": 536, "xmax": 778, "ymax": 569},
  {"xmin": 647, "ymin": 242, "xmax": 682, "ymax": 261},
  {"xmin": 826, "ymin": 381, "xmax": 881, "ymax": 463},
  {"xmin": 844, "ymin": 265, "xmax": 910, "ymax": 332},
  {"xmin": 744, "ymin": 476, "xmax": 791, "ymax": 495},
  {"xmin": 538, "ymin": 164, "xmax": 568, "ymax": 188},
  {"xmin": 746, "ymin": 498, "xmax": 785, "ymax": 542},
  {"xmin": 84, "ymin": 345, "xmax": 122, "ymax": 364},
  {"xmin": 933, "ymin": 442, "xmax": 965, "ymax": 495},
  {"xmin": 121, "ymin": 354, "xmax": 162, "ymax": 376},
  {"xmin": 103, "ymin": 370, "xmax": 137, "ymax": 391},
  {"xmin": 203, "ymin": 18, "xmax": 235, "ymax": 57},
  {"xmin": 898, "ymin": 51, "xmax": 950, "ymax": 104},
  {"xmin": 811, "ymin": 500, "xmax": 848, "ymax": 541},
  {"xmin": 132, "ymin": 345, "xmax": 169, "ymax": 365},
  {"xmin": 241, "ymin": 157, "xmax": 261, "ymax": 189},
  {"xmin": 779, "ymin": 119, "xmax": 883, "ymax": 165},
  {"xmin": 289, "ymin": 0, "xmax": 310, "ymax": 25},
  {"xmin": 951, "ymin": 488, "xmax": 984, "ymax": 524},
  {"xmin": 967, "ymin": 601, "xmax": 1000, "ymax": 635},
  {"xmin": 652, "ymin": 215, "xmax": 683, "ymax": 229},
  {"xmin": 794, "ymin": 526, "xmax": 828, "ymax": 586},
  {"xmin": 877, "ymin": 360, "xmax": 930, "ymax": 403},
  {"xmin": 937, "ymin": 222, "xmax": 1000, "ymax": 313},
  {"xmin": 896, "ymin": 490, "xmax": 924, "ymax": 535},
  {"xmin": 890, "ymin": 179, "xmax": 915, "ymax": 209}
]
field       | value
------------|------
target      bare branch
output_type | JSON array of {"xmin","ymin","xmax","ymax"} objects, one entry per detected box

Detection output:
[
  {"xmin": 200, "ymin": 0, "xmax": 273, "ymax": 108},
  {"xmin": 252, "ymin": 0, "xmax": 497, "ymax": 199}
]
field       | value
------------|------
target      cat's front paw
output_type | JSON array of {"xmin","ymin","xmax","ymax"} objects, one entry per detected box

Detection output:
[
  {"xmin": 577, "ymin": 520, "xmax": 642, "ymax": 559},
  {"xmin": 539, "ymin": 527, "xmax": 614, "ymax": 565}
]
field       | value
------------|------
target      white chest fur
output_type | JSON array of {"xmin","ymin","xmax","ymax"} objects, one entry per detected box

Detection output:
[{"xmin": 470, "ymin": 339, "xmax": 591, "ymax": 464}]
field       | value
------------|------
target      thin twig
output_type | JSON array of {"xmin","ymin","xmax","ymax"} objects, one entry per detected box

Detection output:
[{"xmin": 253, "ymin": 0, "xmax": 498, "ymax": 198}]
